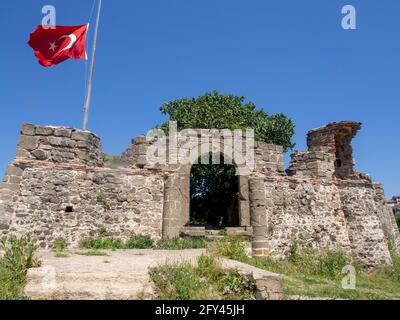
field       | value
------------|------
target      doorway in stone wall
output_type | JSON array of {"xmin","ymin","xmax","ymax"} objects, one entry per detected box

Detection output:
[{"xmin": 189, "ymin": 154, "xmax": 239, "ymax": 229}]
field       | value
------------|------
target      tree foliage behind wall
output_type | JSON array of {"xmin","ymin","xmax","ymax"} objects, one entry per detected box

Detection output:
[{"xmin": 159, "ymin": 91, "xmax": 295, "ymax": 152}]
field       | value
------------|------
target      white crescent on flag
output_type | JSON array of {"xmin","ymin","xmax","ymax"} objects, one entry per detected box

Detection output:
[{"xmin": 58, "ymin": 34, "xmax": 77, "ymax": 52}]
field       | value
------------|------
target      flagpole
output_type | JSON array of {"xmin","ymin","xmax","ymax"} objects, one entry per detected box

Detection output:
[{"xmin": 83, "ymin": 0, "xmax": 102, "ymax": 131}]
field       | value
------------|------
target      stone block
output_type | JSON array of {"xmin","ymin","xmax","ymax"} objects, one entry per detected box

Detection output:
[
  {"xmin": 35, "ymin": 126, "xmax": 54, "ymax": 136},
  {"xmin": 252, "ymin": 226, "xmax": 268, "ymax": 237},
  {"xmin": 0, "ymin": 224, "xmax": 9, "ymax": 230},
  {"xmin": 32, "ymin": 149, "xmax": 49, "ymax": 160},
  {"xmin": 134, "ymin": 136, "xmax": 147, "ymax": 144},
  {"xmin": 8, "ymin": 176, "xmax": 21, "ymax": 184},
  {"xmin": 71, "ymin": 131, "xmax": 92, "ymax": 142},
  {"xmin": 19, "ymin": 135, "xmax": 39, "ymax": 151},
  {"xmin": 76, "ymin": 141, "xmax": 91, "ymax": 149},
  {"xmin": 16, "ymin": 148, "xmax": 31, "ymax": 158},
  {"xmin": 21, "ymin": 124, "xmax": 36, "ymax": 136},
  {"xmin": 0, "ymin": 183, "xmax": 19, "ymax": 192},
  {"xmin": 255, "ymin": 276, "xmax": 283, "ymax": 300},
  {"xmin": 48, "ymin": 137, "xmax": 76, "ymax": 148},
  {"xmin": 6, "ymin": 165, "xmax": 23, "ymax": 176},
  {"xmin": 54, "ymin": 128, "xmax": 72, "ymax": 138}
]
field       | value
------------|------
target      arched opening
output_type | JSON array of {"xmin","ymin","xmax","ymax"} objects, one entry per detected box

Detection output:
[{"xmin": 189, "ymin": 154, "xmax": 239, "ymax": 229}]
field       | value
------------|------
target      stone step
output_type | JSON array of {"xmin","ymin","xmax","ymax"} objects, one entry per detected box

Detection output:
[
  {"xmin": 226, "ymin": 227, "xmax": 253, "ymax": 237},
  {"xmin": 205, "ymin": 235, "xmax": 225, "ymax": 241},
  {"xmin": 205, "ymin": 229, "xmax": 221, "ymax": 236},
  {"xmin": 181, "ymin": 226, "xmax": 253, "ymax": 239},
  {"xmin": 25, "ymin": 268, "xmax": 155, "ymax": 300},
  {"xmin": 180, "ymin": 226, "xmax": 205, "ymax": 237}
]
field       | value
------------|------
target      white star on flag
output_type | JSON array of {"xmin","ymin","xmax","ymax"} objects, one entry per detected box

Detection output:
[{"xmin": 49, "ymin": 41, "xmax": 57, "ymax": 52}]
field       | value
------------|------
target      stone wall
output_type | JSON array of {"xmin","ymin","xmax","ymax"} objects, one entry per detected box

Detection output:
[
  {"xmin": 286, "ymin": 149, "xmax": 334, "ymax": 180},
  {"xmin": 259, "ymin": 176, "xmax": 396, "ymax": 268},
  {"xmin": 1, "ymin": 163, "xmax": 164, "ymax": 248},
  {"xmin": 0, "ymin": 124, "xmax": 164, "ymax": 248},
  {"xmin": 0, "ymin": 122, "xmax": 399, "ymax": 269}
]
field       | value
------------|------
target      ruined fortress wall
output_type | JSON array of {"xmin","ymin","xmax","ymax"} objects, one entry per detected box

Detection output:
[
  {"xmin": 260, "ymin": 176, "xmax": 394, "ymax": 268},
  {"xmin": 254, "ymin": 121, "xmax": 399, "ymax": 268},
  {"xmin": 338, "ymin": 182, "xmax": 393, "ymax": 267},
  {"xmin": 0, "ymin": 124, "xmax": 165, "ymax": 248},
  {"xmin": 8, "ymin": 166, "xmax": 164, "ymax": 248},
  {"xmin": 263, "ymin": 178, "xmax": 352, "ymax": 256},
  {"xmin": 0, "ymin": 122, "xmax": 399, "ymax": 269}
]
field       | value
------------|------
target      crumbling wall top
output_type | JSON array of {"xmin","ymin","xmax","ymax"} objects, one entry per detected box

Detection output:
[
  {"xmin": 307, "ymin": 121, "xmax": 361, "ymax": 152},
  {"xmin": 306, "ymin": 121, "xmax": 361, "ymax": 179},
  {"xmin": 16, "ymin": 123, "xmax": 103, "ymax": 167}
]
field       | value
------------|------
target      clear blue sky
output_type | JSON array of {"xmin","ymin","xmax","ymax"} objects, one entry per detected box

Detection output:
[{"xmin": 0, "ymin": 0, "xmax": 399, "ymax": 197}]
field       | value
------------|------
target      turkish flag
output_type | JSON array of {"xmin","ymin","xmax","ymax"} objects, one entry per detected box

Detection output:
[{"xmin": 28, "ymin": 24, "xmax": 88, "ymax": 67}]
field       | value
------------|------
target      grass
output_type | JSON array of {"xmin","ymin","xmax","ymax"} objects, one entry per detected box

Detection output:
[
  {"xmin": 80, "ymin": 237, "xmax": 125, "ymax": 250},
  {"xmin": 80, "ymin": 235, "xmax": 209, "ymax": 250},
  {"xmin": 126, "ymin": 234, "xmax": 154, "ymax": 249},
  {"xmin": 395, "ymin": 211, "xmax": 400, "ymax": 230},
  {"xmin": 215, "ymin": 236, "xmax": 400, "ymax": 300},
  {"xmin": 149, "ymin": 254, "xmax": 256, "ymax": 300},
  {"xmin": 78, "ymin": 250, "xmax": 108, "ymax": 256},
  {"xmin": 156, "ymin": 237, "xmax": 209, "ymax": 250},
  {"xmin": 54, "ymin": 252, "xmax": 69, "ymax": 258},
  {"xmin": 52, "ymin": 237, "xmax": 68, "ymax": 252},
  {"xmin": 0, "ymin": 235, "xmax": 40, "ymax": 300},
  {"xmin": 52, "ymin": 237, "xmax": 70, "ymax": 258}
]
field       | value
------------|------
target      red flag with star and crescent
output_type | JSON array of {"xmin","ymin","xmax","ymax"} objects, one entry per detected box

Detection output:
[{"xmin": 28, "ymin": 24, "xmax": 88, "ymax": 67}]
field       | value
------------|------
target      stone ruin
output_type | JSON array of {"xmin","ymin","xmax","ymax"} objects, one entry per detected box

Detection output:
[{"xmin": 0, "ymin": 121, "xmax": 399, "ymax": 269}]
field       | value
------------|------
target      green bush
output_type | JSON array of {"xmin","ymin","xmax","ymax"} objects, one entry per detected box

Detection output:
[
  {"xmin": 0, "ymin": 235, "xmax": 40, "ymax": 300},
  {"xmin": 218, "ymin": 269, "xmax": 256, "ymax": 299},
  {"xmin": 156, "ymin": 237, "xmax": 209, "ymax": 250},
  {"xmin": 150, "ymin": 262, "xmax": 212, "ymax": 300},
  {"xmin": 0, "ymin": 235, "xmax": 40, "ymax": 275},
  {"xmin": 79, "ymin": 237, "xmax": 124, "ymax": 250},
  {"xmin": 197, "ymin": 254, "xmax": 220, "ymax": 278},
  {"xmin": 149, "ymin": 255, "xmax": 256, "ymax": 300},
  {"xmin": 215, "ymin": 235, "xmax": 248, "ymax": 260},
  {"xmin": 389, "ymin": 255, "xmax": 400, "ymax": 281},
  {"xmin": 395, "ymin": 212, "xmax": 400, "ymax": 230},
  {"xmin": 386, "ymin": 238, "xmax": 400, "ymax": 281},
  {"xmin": 79, "ymin": 235, "xmax": 208, "ymax": 250},
  {"xmin": 287, "ymin": 242, "xmax": 349, "ymax": 279},
  {"xmin": 287, "ymin": 242, "xmax": 315, "ymax": 274},
  {"xmin": 316, "ymin": 250, "xmax": 349, "ymax": 279},
  {"xmin": 126, "ymin": 234, "xmax": 154, "ymax": 249},
  {"xmin": 52, "ymin": 237, "xmax": 68, "ymax": 252}
]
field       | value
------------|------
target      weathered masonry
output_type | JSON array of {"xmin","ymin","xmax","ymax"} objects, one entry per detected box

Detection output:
[{"xmin": 0, "ymin": 121, "xmax": 399, "ymax": 269}]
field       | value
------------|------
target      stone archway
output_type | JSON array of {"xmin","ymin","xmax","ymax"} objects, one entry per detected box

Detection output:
[
  {"xmin": 189, "ymin": 153, "xmax": 239, "ymax": 229},
  {"xmin": 162, "ymin": 138, "xmax": 252, "ymax": 239}
]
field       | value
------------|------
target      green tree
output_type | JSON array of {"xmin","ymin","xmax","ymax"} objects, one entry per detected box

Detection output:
[{"xmin": 159, "ymin": 90, "xmax": 295, "ymax": 151}]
